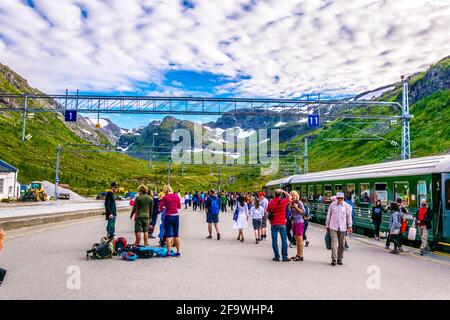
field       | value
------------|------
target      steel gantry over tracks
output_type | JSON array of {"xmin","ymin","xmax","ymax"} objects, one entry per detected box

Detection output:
[{"xmin": 0, "ymin": 80, "xmax": 412, "ymax": 159}]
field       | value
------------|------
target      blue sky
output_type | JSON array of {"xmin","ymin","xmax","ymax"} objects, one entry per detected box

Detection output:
[{"xmin": 1, "ymin": 0, "xmax": 449, "ymax": 129}]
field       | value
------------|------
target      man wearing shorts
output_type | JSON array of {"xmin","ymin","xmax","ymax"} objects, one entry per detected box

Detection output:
[
  {"xmin": 130, "ymin": 185, "xmax": 153, "ymax": 246},
  {"xmin": 205, "ymin": 189, "xmax": 221, "ymax": 240}
]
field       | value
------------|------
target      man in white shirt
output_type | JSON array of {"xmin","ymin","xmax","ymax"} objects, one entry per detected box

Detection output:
[{"xmin": 326, "ymin": 192, "xmax": 353, "ymax": 266}]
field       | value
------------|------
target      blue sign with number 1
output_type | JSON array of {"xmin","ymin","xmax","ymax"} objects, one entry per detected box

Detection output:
[
  {"xmin": 65, "ymin": 110, "xmax": 77, "ymax": 122},
  {"xmin": 307, "ymin": 114, "xmax": 320, "ymax": 127}
]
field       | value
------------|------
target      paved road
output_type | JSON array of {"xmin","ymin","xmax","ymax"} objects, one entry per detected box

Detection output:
[
  {"xmin": 1, "ymin": 208, "xmax": 449, "ymax": 299},
  {"xmin": 0, "ymin": 200, "xmax": 130, "ymax": 219}
]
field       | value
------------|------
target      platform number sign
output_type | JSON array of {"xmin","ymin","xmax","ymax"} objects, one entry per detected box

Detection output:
[
  {"xmin": 65, "ymin": 110, "xmax": 77, "ymax": 122},
  {"xmin": 307, "ymin": 114, "xmax": 320, "ymax": 127}
]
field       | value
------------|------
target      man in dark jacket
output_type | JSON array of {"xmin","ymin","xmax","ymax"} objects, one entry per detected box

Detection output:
[
  {"xmin": 105, "ymin": 182, "xmax": 118, "ymax": 239},
  {"xmin": 415, "ymin": 199, "xmax": 432, "ymax": 255}
]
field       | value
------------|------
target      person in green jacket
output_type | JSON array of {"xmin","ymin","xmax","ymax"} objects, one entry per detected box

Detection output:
[
  {"xmin": 220, "ymin": 191, "xmax": 228, "ymax": 213},
  {"xmin": 130, "ymin": 185, "xmax": 153, "ymax": 246}
]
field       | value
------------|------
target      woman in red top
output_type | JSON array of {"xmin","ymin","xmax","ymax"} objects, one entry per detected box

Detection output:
[{"xmin": 158, "ymin": 185, "xmax": 181, "ymax": 256}]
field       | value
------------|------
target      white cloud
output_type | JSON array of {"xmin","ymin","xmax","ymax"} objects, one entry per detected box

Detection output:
[{"xmin": 0, "ymin": 0, "xmax": 449, "ymax": 97}]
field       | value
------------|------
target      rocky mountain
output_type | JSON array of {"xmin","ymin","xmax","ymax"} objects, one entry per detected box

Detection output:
[
  {"xmin": 0, "ymin": 62, "xmax": 122, "ymax": 145},
  {"xmin": 116, "ymin": 56, "xmax": 450, "ymax": 163}
]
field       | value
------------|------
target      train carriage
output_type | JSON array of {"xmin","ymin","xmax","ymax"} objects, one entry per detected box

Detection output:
[{"xmin": 263, "ymin": 154, "xmax": 450, "ymax": 252}]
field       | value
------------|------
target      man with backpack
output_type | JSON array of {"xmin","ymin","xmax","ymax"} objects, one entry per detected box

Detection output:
[
  {"xmin": 105, "ymin": 182, "xmax": 118, "ymax": 239},
  {"xmin": 205, "ymin": 189, "xmax": 221, "ymax": 240},
  {"xmin": 267, "ymin": 189, "xmax": 292, "ymax": 262},
  {"xmin": 415, "ymin": 199, "xmax": 432, "ymax": 255},
  {"xmin": 130, "ymin": 185, "xmax": 153, "ymax": 246}
]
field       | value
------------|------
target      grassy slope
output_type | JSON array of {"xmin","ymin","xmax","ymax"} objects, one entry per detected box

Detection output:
[{"xmin": 281, "ymin": 90, "xmax": 450, "ymax": 172}]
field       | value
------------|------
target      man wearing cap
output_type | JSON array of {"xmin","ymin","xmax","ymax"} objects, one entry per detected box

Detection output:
[
  {"xmin": 326, "ymin": 192, "xmax": 353, "ymax": 266},
  {"xmin": 105, "ymin": 182, "xmax": 118, "ymax": 238},
  {"xmin": 415, "ymin": 198, "xmax": 432, "ymax": 255}
]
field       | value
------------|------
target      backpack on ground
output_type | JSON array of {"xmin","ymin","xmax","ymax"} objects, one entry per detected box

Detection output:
[
  {"xmin": 86, "ymin": 237, "xmax": 114, "ymax": 260},
  {"xmin": 114, "ymin": 237, "xmax": 127, "ymax": 255},
  {"xmin": 210, "ymin": 197, "xmax": 220, "ymax": 215}
]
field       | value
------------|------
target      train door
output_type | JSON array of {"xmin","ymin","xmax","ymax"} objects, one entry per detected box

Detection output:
[{"xmin": 442, "ymin": 173, "xmax": 450, "ymax": 238}]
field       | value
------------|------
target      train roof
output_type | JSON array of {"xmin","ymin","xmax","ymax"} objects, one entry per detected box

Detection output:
[
  {"xmin": 264, "ymin": 154, "xmax": 450, "ymax": 186},
  {"xmin": 264, "ymin": 176, "xmax": 294, "ymax": 187}
]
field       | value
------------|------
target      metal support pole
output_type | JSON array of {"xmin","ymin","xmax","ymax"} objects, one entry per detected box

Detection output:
[
  {"xmin": 55, "ymin": 144, "xmax": 61, "ymax": 201},
  {"xmin": 168, "ymin": 159, "xmax": 171, "ymax": 185},
  {"xmin": 304, "ymin": 137, "xmax": 308, "ymax": 174},
  {"xmin": 21, "ymin": 95, "xmax": 28, "ymax": 143},
  {"xmin": 294, "ymin": 155, "xmax": 297, "ymax": 175},
  {"xmin": 401, "ymin": 76, "xmax": 411, "ymax": 160},
  {"xmin": 218, "ymin": 167, "xmax": 221, "ymax": 192}
]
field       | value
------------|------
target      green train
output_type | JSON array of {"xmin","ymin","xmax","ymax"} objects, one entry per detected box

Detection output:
[{"xmin": 263, "ymin": 154, "xmax": 450, "ymax": 253}]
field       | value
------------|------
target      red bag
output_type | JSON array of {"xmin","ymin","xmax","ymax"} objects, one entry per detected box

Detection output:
[{"xmin": 400, "ymin": 219, "xmax": 407, "ymax": 234}]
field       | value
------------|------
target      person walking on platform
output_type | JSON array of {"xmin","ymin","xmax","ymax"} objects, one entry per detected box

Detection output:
[
  {"xmin": 386, "ymin": 198, "xmax": 408, "ymax": 251},
  {"xmin": 205, "ymin": 189, "xmax": 221, "ymax": 240},
  {"xmin": 371, "ymin": 200, "xmax": 386, "ymax": 240},
  {"xmin": 415, "ymin": 199, "xmax": 432, "ymax": 255},
  {"xmin": 184, "ymin": 192, "xmax": 189, "ymax": 210},
  {"xmin": 326, "ymin": 192, "xmax": 352, "ymax": 266},
  {"xmin": 220, "ymin": 191, "xmax": 228, "ymax": 213},
  {"xmin": 130, "ymin": 185, "xmax": 153, "ymax": 246},
  {"xmin": 267, "ymin": 189, "xmax": 292, "ymax": 262},
  {"xmin": 259, "ymin": 192, "xmax": 269, "ymax": 241},
  {"xmin": 288, "ymin": 191, "xmax": 306, "ymax": 261},
  {"xmin": 302, "ymin": 197, "xmax": 311, "ymax": 247},
  {"xmin": 250, "ymin": 198, "xmax": 264, "ymax": 243},
  {"xmin": 387, "ymin": 202, "xmax": 402, "ymax": 254},
  {"xmin": 158, "ymin": 185, "xmax": 181, "ymax": 257},
  {"xmin": 233, "ymin": 195, "xmax": 249, "ymax": 242},
  {"xmin": 105, "ymin": 182, "xmax": 118, "ymax": 239}
]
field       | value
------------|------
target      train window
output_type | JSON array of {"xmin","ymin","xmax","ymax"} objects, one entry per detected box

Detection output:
[
  {"xmin": 301, "ymin": 185, "xmax": 307, "ymax": 198},
  {"xmin": 445, "ymin": 180, "xmax": 450, "ymax": 210},
  {"xmin": 345, "ymin": 184, "xmax": 355, "ymax": 203},
  {"xmin": 308, "ymin": 185, "xmax": 315, "ymax": 201},
  {"xmin": 375, "ymin": 183, "xmax": 388, "ymax": 206},
  {"xmin": 316, "ymin": 185, "xmax": 323, "ymax": 200},
  {"xmin": 360, "ymin": 183, "xmax": 371, "ymax": 203},
  {"xmin": 394, "ymin": 182, "xmax": 410, "ymax": 206},
  {"xmin": 324, "ymin": 185, "xmax": 332, "ymax": 201},
  {"xmin": 334, "ymin": 184, "xmax": 343, "ymax": 193},
  {"xmin": 417, "ymin": 181, "xmax": 427, "ymax": 202}
]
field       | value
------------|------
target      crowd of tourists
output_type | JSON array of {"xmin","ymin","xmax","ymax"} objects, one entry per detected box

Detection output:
[{"xmin": 103, "ymin": 181, "xmax": 433, "ymax": 263}]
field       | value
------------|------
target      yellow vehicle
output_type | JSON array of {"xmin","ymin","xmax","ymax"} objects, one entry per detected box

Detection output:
[{"xmin": 21, "ymin": 181, "xmax": 48, "ymax": 202}]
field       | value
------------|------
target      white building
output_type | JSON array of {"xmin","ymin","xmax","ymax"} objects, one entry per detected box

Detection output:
[{"xmin": 0, "ymin": 159, "xmax": 20, "ymax": 200}]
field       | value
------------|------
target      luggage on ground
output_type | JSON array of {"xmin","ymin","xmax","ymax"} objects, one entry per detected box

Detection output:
[
  {"xmin": 86, "ymin": 237, "xmax": 114, "ymax": 260},
  {"xmin": 324, "ymin": 232, "xmax": 332, "ymax": 250},
  {"xmin": 114, "ymin": 237, "xmax": 127, "ymax": 254}
]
